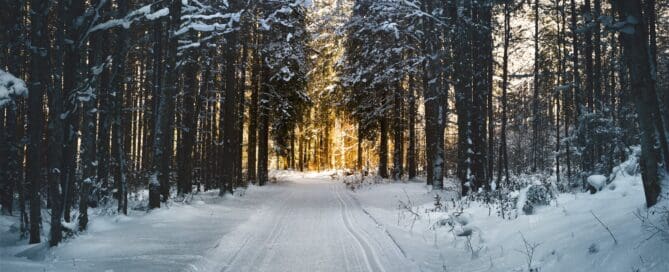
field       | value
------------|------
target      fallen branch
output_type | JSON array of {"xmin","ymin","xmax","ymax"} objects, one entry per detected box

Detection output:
[{"xmin": 591, "ymin": 210, "xmax": 618, "ymax": 245}]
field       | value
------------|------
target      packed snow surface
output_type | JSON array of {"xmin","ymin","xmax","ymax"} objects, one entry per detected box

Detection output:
[{"xmin": 1, "ymin": 171, "xmax": 668, "ymax": 271}]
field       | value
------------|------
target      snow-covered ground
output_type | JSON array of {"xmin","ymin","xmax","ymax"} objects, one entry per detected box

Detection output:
[
  {"xmin": 0, "ymin": 186, "xmax": 277, "ymax": 271},
  {"xmin": 1, "ymin": 171, "xmax": 668, "ymax": 271},
  {"xmin": 353, "ymin": 175, "xmax": 669, "ymax": 272}
]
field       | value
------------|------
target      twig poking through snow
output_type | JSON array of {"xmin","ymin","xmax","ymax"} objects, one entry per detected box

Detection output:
[
  {"xmin": 591, "ymin": 210, "xmax": 618, "ymax": 245},
  {"xmin": 516, "ymin": 232, "xmax": 541, "ymax": 272}
]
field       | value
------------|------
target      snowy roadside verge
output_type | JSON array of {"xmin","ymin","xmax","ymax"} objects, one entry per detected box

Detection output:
[
  {"xmin": 0, "ymin": 186, "xmax": 272, "ymax": 272},
  {"xmin": 348, "ymin": 175, "xmax": 669, "ymax": 272}
]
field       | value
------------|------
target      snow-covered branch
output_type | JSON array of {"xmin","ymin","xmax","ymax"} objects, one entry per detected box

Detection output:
[
  {"xmin": 86, "ymin": 3, "xmax": 170, "ymax": 36},
  {"xmin": 0, "ymin": 69, "xmax": 28, "ymax": 108}
]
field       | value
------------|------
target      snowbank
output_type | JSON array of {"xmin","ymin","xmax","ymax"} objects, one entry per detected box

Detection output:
[
  {"xmin": 0, "ymin": 187, "xmax": 270, "ymax": 272},
  {"xmin": 353, "ymin": 174, "xmax": 669, "ymax": 271}
]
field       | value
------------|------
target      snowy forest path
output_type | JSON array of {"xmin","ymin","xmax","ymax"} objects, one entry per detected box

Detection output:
[{"xmin": 191, "ymin": 173, "xmax": 420, "ymax": 272}]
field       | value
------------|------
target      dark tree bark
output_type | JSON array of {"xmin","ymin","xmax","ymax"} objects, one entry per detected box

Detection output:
[
  {"xmin": 582, "ymin": 0, "xmax": 595, "ymax": 175},
  {"xmin": 1, "ymin": 103, "xmax": 19, "ymax": 216},
  {"xmin": 594, "ymin": 0, "xmax": 602, "ymax": 107},
  {"xmin": 257, "ymin": 81, "xmax": 270, "ymax": 186},
  {"xmin": 80, "ymin": 1, "xmax": 105, "ymax": 228},
  {"xmin": 555, "ymin": 0, "xmax": 567, "ymax": 186},
  {"xmin": 471, "ymin": 0, "xmax": 491, "ymax": 191},
  {"xmin": 392, "ymin": 82, "xmax": 404, "ymax": 180},
  {"xmin": 47, "ymin": 0, "xmax": 81, "ymax": 246},
  {"xmin": 149, "ymin": 22, "xmax": 166, "ymax": 208},
  {"xmin": 407, "ymin": 75, "xmax": 417, "ymax": 179},
  {"xmin": 0, "ymin": 0, "xmax": 24, "ymax": 216},
  {"xmin": 0, "ymin": 107, "xmax": 10, "ymax": 215},
  {"xmin": 485, "ymin": 18, "xmax": 494, "ymax": 189},
  {"xmin": 378, "ymin": 115, "xmax": 389, "ymax": 179},
  {"xmin": 423, "ymin": 0, "xmax": 445, "ymax": 189},
  {"xmin": 569, "ymin": 0, "xmax": 582, "ymax": 186},
  {"xmin": 151, "ymin": 0, "xmax": 181, "ymax": 208},
  {"xmin": 497, "ymin": 0, "xmax": 511, "ymax": 185},
  {"xmin": 161, "ymin": 0, "xmax": 182, "ymax": 201},
  {"xmin": 221, "ymin": 24, "xmax": 240, "ymax": 195},
  {"xmin": 642, "ymin": 0, "xmax": 666, "ymax": 130},
  {"xmin": 236, "ymin": 33, "xmax": 249, "ymax": 187},
  {"xmin": 247, "ymin": 44, "xmax": 260, "ymax": 183},
  {"xmin": 454, "ymin": 0, "xmax": 473, "ymax": 194},
  {"xmin": 531, "ymin": 0, "xmax": 541, "ymax": 172},
  {"xmin": 613, "ymin": 0, "xmax": 668, "ymax": 207},
  {"xmin": 97, "ymin": 0, "xmax": 112, "ymax": 200},
  {"xmin": 357, "ymin": 122, "xmax": 363, "ymax": 172},
  {"xmin": 110, "ymin": 0, "xmax": 130, "ymax": 214},
  {"xmin": 177, "ymin": 44, "xmax": 200, "ymax": 196},
  {"xmin": 27, "ymin": 0, "xmax": 50, "ymax": 244}
]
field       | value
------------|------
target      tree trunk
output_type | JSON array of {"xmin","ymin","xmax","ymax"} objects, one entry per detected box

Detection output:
[
  {"xmin": 454, "ymin": 0, "xmax": 473, "ymax": 194},
  {"xmin": 257, "ymin": 93, "xmax": 270, "ymax": 186},
  {"xmin": 96, "ymin": 0, "xmax": 112, "ymax": 201},
  {"xmin": 221, "ymin": 30, "xmax": 239, "ymax": 194},
  {"xmin": 48, "ymin": 3, "xmax": 65, "ymax": 246},
  {"xmin": 247, "ymin": 52, "xmax": 259, "ymax": 183},
  {"xmin": 149, "ymin": 20, "xmax": 166, "ymax": 209},
  {"xmin": 357, "ymin": 122, "xmax": 363, "ymax": 172},
  {"xmin": 80, "ymin": 0, "xmax": 107, "ymax": 228},
  {"xmin": 613, "ymin": 0, "xmax": 668, "ymax": 207},
  {"xmin": 392, "ymin": 82, "xmax": 403, "ymax": 180},
  {"xmin": 423, "ymin": 0, "xmax": 445, "ymax": 189},
  {"xmin": 96, "ymin": 0, "xmax": 112, "ymax": 198},
  {"xmin": 0, "ymin": 0, "xmax": 23, "ymax": 216},
  {"xmin": 569, "ymin": 0, "xmax": 581, "ymax": 186},
  {"xmin": 111, "ymin": 0, "xmax": 130, "ymax": 214},
  {"xmin": 177, "ymin": 45, "xmax": 200, "ymax": 196},
  {"xmin": 531, "ymin": 0, "xmax": 541, "ymax": 172},
  {"xmin": 497, "ymin": 0, "xmax": 511, "ymax": 186},
  {"xmin": 407, "ymin": 75, "xmax": 417, "ymax": 179},
  {"xmin": 27, "ymin": 0, "xmax": 50, "ymax": 244},
  {"xmin": 236, "ymin": 35, "xmax": 248, "ymax": 187},
  {"xmin": 378, "ymin": 115, "xmax": 389, "ymax": 179}
]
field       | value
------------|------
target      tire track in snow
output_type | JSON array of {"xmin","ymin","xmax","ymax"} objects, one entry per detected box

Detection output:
[
  {"xmin": 342, "ymin": 189, "xmax": 411, "ymax": 259},
  {"xmin": 252, "ymin": 198, "xmax": 296, "ymax": 271},
  {"xmin": 333, "ymin": 184, "xmax": 367, "ymax": 272},
  {"xmin": 339, "ymin": 189, "xmax": 423, "ymax": 272},
  {"xmin": 332, "ymin": 184, "xmax": 386, "ymax": 272},
  {"xmin": 218, "ymin": 234, "xmax": 253, "ymax": 271},
  {"xmin": 221, "ymin": 190, "xmax": 296, "ymax": 272}
]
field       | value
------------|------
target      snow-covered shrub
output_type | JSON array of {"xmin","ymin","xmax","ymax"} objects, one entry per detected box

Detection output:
[
  {"xmin": 485, "ymin": 188, "xmax": 520, "ymax": 220},
  {"xmin": 431, "ymin": 210, "xmax": 484, "ymax": 259},
  {"xmin": 611, "ymin": 146, "xmax": 641, "ymax": 178},
  {"xmin": 341, "ymin": 173, "xmax": 365, "ymax": 191},
  {"xmin": 431, "ymin": 194, "xmax": 444, "ymax": 212},
  {"xmin": 397, "ymin": 191, "xmax": 421, "ymax": 230},
  {"xmin": 0, "ymin": 69, "xmax": 28, "ymax": 108},
  {"xmin": 586, "ymin": 175, "xmax": 607, "ymax": 192},
  {"xmin": 522, "ymin": 184, "xmax": 553, "ymax": 215},
  {"xmin": 341, "ymin": 172, "xmax": 388, "ymax": 191}
]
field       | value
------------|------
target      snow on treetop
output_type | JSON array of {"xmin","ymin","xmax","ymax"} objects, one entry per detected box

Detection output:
[{"xmin": 0, "ymin": 69, "xmax": 28, "ymax": 108}]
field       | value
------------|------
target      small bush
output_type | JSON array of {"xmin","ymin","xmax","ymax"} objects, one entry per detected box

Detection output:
[{"xmin": 522, "ymin": 185, "xmax": 552, "ymax": 215}]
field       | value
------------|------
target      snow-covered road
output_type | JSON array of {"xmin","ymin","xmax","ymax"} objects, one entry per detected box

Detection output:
[
  {"xmin": 1, "ymin": 172, "xmax": 419, "ymax": 272},
  {"xmin": 192, "ymin": 174, "xmax": 420, "ymax": 272},
  {"xmin": 3, "ymin": 171, "xmax": 669, "ymax": 271}
]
